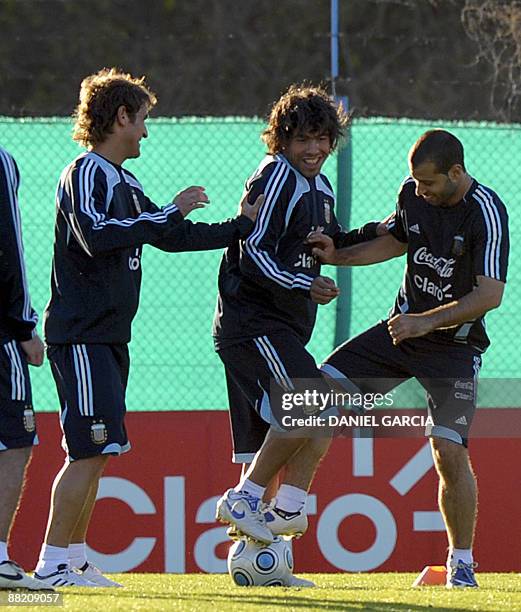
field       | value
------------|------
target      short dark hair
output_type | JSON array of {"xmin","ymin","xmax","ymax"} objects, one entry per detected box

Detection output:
[
  {"xmin": 262, "ymin": 84, "xmax": 348, "ymax": 154},
  {"xmin": 409, "ymin": 129, "xmax": 466, "ymax": 174},
  {"xmin": 73, "ymin": 68, "xmax": 157, "ymax": 148}
]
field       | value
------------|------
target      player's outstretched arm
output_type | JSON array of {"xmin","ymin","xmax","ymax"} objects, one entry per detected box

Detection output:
[
  {"xmin": 150, "ymin": 194, "xmax": 264, "ymax": 253},
  {"xmin": 64, "ymin": 163, "xmax": 187, "ymax": 257},
  {"xmin": 330, "ymin": 213, "xmax": 392, "ymax": 250},
  {"xmin": 173, "ymin": 186, "xmax": 263, "ymax": 222},
  {"xmin": 308, "ymin": 232, "xmax": 406, "ymax": 266},
  {"xmin": 387, "ymin": 276, "xmax": 505, "ymax": 345}
]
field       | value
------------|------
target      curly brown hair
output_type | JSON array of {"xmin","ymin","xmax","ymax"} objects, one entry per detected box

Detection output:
[
  {"xmin": 72, "ymin": 68, "xmax": 157, "ymax": 148},
  {"xmin": 262, "ymin": 84, "xmax": 348, "ymax": 154}
]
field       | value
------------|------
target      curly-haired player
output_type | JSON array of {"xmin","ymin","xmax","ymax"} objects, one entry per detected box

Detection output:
[{"xmin": 213, "ymin": 84, "xmax": 384, "ymax": 585}]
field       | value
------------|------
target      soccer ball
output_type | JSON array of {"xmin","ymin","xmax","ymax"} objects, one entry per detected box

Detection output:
[{"xmin": 227, "ymin": 536, "xmax": 293, "ymax": 586}]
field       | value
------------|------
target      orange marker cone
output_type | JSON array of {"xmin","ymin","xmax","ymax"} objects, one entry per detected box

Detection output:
[{"xmin": 412, "ymin": 565, "xmax": 447, "ymax": 587}]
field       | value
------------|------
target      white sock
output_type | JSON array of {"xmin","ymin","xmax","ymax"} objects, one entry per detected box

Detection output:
[
  {"xmin": 235, "ymin": 478, "xmax": 265, "ymax": 500},
  {"xmin": 68, "ymin": 542, "xmax": 87, "ymax": 570},
  {"xmin": 276, "ymin": 484, "xmax": 307, "ymax": 513},
  {"xmin": 35, "ymin": 544, "xmax": 69, "ymax": 575},
  {"xmin": 448, "ymin": 547, "xmax": 473, "ymax": 567},
  {"xmin": 0, "ymin": 541, "xmax": 8, "ymax": 563}
]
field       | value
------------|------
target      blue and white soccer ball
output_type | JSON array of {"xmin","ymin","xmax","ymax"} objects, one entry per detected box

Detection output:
[{"xmin": 227, "ymin": 536, "xmax": 293, "ymax": 586}]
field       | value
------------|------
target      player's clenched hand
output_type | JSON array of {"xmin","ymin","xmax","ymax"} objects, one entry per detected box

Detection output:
[
  {"xmin": 239, "ymin": 193, "xmax": 265, "ymax": 223},
  {"xmin": 310, "ymin": 276, "xmax": 340, "ymax": 305},
  {"xmin": 20, "ymin": 334, "xmax": 45, "ymax": 367},
  {"xmin": 387, "ymin": 314, "xmax": 433, "ymax": 345},
  {"xmin": 173, "ymin": 186, "xmax": 210, "ymax": 217},
  {"xmin": 306, "ymin": 231, "xmax": 337, "ymax": 264}
]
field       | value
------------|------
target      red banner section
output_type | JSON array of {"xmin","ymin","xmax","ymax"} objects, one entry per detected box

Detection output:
[{"xmin": 10, "ymin": 412, "xmax": 521, "ymax": 573}]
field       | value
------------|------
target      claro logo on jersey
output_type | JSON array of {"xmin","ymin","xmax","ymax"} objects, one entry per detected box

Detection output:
[
  {"xmin": 294, "ymin": 225, "xmax": 323, "ymax": 269},
  {"xmin": 414, "ymin": 275, "xmax": 453, "ymax": 301},
  {"xmin": 295, "ymin": 253, "xmax": 317, "ymax": 269},
  {"xmin": 412, "ymin": 247, "xmax": 455, "ymax": 278}
]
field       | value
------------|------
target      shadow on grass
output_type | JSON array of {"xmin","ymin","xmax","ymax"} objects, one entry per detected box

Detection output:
[{"xmin": 71, "ymin": 588, "xmax": 491, "ymax": 612}]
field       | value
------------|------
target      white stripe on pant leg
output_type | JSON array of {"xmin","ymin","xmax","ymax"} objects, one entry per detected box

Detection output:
[
  {"xmin": 260, "ymin": 336, "xmax": 295, "ymax": 391},
  {"xmin": 254, "ymin": 338, "xmax": 289, "ymax": 391},
  {"xmin": 72, "ymin": 345, "xmax": 84, "ymax": 416},
  {"xmin": 7, "ymin": 342, "xmax": 24, "ymax": 400},
  {"xmin": 11, "ymin": 342, "xmax": 26, "ymax": 401},
  {"xmin": 258, "ymin": 336, "xmax": 294, "ymax": 391},
  {"xmin": 473, "ymin": 355, "xmax": 481, "ymax": 404},
  {"xmin": 255, "ymin": 336, "xmax": 294, "ymax": 392},
  {"xmin": 80, "ymin": 344, "xmax": 94, "ymax": 417},
  {"xmin": 76, "ymin": 344, "xmax": 93, "ymax": 417},
  {"xmin": 4, "ymin": 343, "xmax": 17, "ymax": 400},
  {"xmin": 4, "ymin": 342, "xmax": 21, "ymax": 400},
  {"xmin": 72, "ymin": 345, "xmax": 88, "ymax": 416},
  {"xmin": 254, "ymin": 338, "xmax": 285, "ymax": 389}
]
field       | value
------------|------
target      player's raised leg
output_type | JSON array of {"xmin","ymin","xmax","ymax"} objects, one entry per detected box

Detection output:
[
  {"xmin": 215, "ymin": 330, "xmax": 326, "ymax": 544},
  {"xmin": 217, "ymin": 432, "xmax": 307, "ymax": 544}
]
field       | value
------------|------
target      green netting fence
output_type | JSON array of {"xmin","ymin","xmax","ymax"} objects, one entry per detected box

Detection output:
[{"xmin": 0, "ymin": 117, "xmax": 518, "ymax": 411}]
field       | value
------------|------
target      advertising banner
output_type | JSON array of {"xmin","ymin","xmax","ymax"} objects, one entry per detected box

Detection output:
[{"xmin": 11, "ymin": 412, "xmax": 520, "ymax": 573}]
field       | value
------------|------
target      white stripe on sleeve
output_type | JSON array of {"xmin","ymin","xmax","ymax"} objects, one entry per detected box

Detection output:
[
  {"xmin": 0, "ymin": 149, "xmax": 37, "ymax": 325},
  {"xmin": 245, "ymin": 163, "xmax": 315, "ymax": 291},
  {"xmin": 474, "ymin": 187, "xmax": 502, "ymax": 279}
]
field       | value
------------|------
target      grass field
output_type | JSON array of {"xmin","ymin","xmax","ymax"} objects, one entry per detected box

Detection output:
[{"xmin": 8, "ymin": 573, "xmax": 521, "ymax": 611}]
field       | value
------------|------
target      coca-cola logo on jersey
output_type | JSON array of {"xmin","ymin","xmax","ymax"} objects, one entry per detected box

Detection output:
[{"xmin": 412, "ymin": 247, "xmax": 455, "ymax": 278}]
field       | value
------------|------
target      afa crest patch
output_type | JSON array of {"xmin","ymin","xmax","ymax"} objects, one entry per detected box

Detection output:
[
  {"xmin": 323, "ymin": 200, "xmax": 331, "ymax": 224},
  {"xmin": 90, "ymin": 421, "xmax": 108, "ymax": 445},
  {"xmin": 23, "ymin": 407, "xmax": 35, "ymax": 432}
]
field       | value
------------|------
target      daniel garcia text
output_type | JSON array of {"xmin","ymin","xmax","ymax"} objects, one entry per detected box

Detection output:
[{"xmin": 281, "ymin": 413, "xmax": 435, "ymax": 428}]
